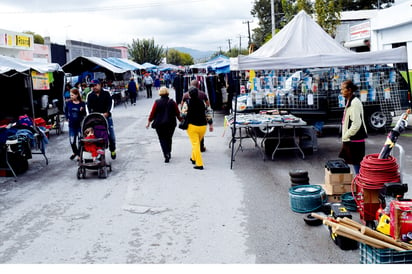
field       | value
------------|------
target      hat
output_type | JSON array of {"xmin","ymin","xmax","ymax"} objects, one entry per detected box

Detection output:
[
  {"xmin": 90, "ymin": 79, "xmax": 101, "ymax": 86},
  {"xmin": 158, "ymin": 87, "xmax": 169, "ymax": 96}
]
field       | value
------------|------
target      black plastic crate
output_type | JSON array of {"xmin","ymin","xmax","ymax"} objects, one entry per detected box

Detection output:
[
  {"xmin": 325, "ymin": 159, "xmax": 350, "ymax": 173},
  {"xmin": 359, "ymin": 243, "xmax": 412, "ymax": 264}
]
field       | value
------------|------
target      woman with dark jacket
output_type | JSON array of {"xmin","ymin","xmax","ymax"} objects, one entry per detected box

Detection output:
[
  {"xmin": 339, "ymin": 80, "xmax": 368, "ymax": 174},
  {"xmin": 146, "ymin": 87, "xmax": 181, "ymax": 163},
  {"xmin": 181, "ymin": 87, "xmax": 213, "ymax": 170}
]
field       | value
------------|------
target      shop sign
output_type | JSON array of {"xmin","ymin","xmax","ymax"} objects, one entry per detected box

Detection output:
[
  {"xmin": 16, "ymin": 35, "xmax": 31, "ymax": 48},
  {"xmin": 31, "ymin": 71, "xmax": 50, "ymax": 90},
  {"xmin": 350, "ymin": 21, "xmax": 370, "ymax": 41},
  {"xmin": 0, "ymin": 29, "xmax": 33, "ymax": 50}
]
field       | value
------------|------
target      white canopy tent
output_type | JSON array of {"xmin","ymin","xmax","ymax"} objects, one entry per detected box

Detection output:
[
  {"xmin": 0, "ymin": 55, "xmax": 63, "ymax": 74},
  {"xmin": 231, "ymin": 10, "xmax": 408, "ymax": 70}
]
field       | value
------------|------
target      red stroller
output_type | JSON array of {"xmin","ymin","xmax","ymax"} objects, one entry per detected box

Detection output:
[{"xmin": 77, "ymin": 113, "xmax": 112, "ymax": 179}]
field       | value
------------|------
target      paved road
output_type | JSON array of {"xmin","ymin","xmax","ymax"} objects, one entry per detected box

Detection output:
[{"xmin": 1, "ymin": 90, "xmax": 411, "ymax": 264}]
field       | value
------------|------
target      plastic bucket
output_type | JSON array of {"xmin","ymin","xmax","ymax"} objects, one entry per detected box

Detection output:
[{"xmin": 289, "ymin": 185, "xmax": 326, "ymax": 213}]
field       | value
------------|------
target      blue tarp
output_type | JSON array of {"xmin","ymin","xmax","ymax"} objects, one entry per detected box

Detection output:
[
  {"xmin": 190, "ymin": 55, "xmax": 230, "ymax": 74},
  {"xmin": 103, "ymin": 57, "xmax": 144, "ymax": 71}
]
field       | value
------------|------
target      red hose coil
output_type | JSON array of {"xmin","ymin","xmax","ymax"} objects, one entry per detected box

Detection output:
[
  {"xmin": 356, "ymin": 153, "xmax": 400, "ymax": 189},
  {"xmin": 351, "ymin": 153, "xmax": 401, "ymax": 218}
]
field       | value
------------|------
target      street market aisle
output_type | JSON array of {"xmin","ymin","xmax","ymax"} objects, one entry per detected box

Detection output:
[{"xmin": 0, "ymin": 91, "xmax": 255, "ymax": 263}]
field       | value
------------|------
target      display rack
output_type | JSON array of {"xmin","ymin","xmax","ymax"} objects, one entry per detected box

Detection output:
[{"xmin": 234, "ymin": 65, "xmax": 408, "ymax": 128}]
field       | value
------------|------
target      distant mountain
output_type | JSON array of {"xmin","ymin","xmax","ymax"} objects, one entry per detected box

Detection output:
[{"xmin": 172, "ymin": 47, "xmax": 215, "ymax": 62}]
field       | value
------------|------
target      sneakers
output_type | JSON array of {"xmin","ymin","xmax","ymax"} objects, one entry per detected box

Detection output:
[
  {"xmin": 193, "ymin": 166, "xmax": 204, "ymax": 170},
  {"xmin": 111, "ymin": 151, "xmax": 116, "ymax": 160}
]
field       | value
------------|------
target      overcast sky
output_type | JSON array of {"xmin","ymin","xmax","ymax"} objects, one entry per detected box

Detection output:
[{"xmin": 0, "ymin": 0, "xmax": 257, "ymax": 52}]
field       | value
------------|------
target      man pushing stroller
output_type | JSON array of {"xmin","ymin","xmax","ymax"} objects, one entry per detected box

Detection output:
[{"xmin": 86, "ymin": 79, "xmax": 117, "ymax": 160}]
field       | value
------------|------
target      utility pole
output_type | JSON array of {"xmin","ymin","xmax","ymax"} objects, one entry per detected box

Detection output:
[
  {"xmin": 227, "ymin": 39, "xmax": 232, "ymax": 52},
  {"xmin": 271, "ymin": 0, "xmax": 275, "ymax": 37},
  {"xmin": 242, "ymin": 20, "xmax": 253, "ymax": 47}
]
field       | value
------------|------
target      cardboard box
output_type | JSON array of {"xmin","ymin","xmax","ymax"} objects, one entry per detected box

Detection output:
[
  {"xmin": 323, "ymin": 183, "xmax": 352, "ymax": 195},
  {"xmin": 324, "ymin": 168, "xmax": 353, "ymax": 185},
  {"xmin": 319, "ymin": 183, "xmax": 352, "ymax": 195}
]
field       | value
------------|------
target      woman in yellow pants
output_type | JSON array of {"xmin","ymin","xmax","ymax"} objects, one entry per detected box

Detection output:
[{"xmin": 181, "ymin": 87, "xmax": 213, "ymax": 170}]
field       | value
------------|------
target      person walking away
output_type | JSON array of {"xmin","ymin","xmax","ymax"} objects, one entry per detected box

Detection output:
[
  {"xmin": 146, "ymin": 87, "xmax": 182, "ymax": 163},
  {"xmin": 338, "ymin": 80, "xmax": 368, "ymax": 175},
  {"xmin": 164, "ymin": 71, "xmax": 171, "ymax": 88},
  {"xmin": 172, "ymin": 71, "xmax": 184, "ymax": 106},
  {"xmin": 181, "ymin": 88, "xmax": 213, "ymax": 170},
  {"xmin": 64, "ymin": 87, "xmax": 86, "ymax": 160},
  {"xmin": 127, "ymin": 77, "xmax": 138, "ymax": 105},
  {"xmin": 143, "ymin": 73, "xmax": 154, "ymax": 98},
  {"xmin": 86, "ymin": 79, "xmax": 117, "ymax": 160},
  {"xmin": 154, "ymin": 75, "xmax": 161, "ymax": 91},
  {"xmin": 182, "ymin": 80, "xmax": 210, "ymax": 152}
]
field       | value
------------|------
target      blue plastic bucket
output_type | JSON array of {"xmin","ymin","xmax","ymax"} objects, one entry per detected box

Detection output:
[{"xmin": 289, "ymin": 185, "xmax": 326, "ymax": 213}]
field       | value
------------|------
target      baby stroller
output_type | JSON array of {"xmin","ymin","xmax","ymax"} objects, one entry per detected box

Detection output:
[{"xmin": 77, "ymin": 113, "xmax": 112, "ymax": 179}]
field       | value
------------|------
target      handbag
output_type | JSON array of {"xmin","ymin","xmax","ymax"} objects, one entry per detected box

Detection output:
[{"xmin": 178, "ymin": 118, "xmax": 188, "ymax": 130}]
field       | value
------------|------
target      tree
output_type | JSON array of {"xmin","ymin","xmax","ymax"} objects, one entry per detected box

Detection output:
[
  {"xmin": 127, "ymin": 38, "xmax": 164, "ymax": 65},
  {"xmin": 23, "ymin": 31, "xmax": 44, "ymax": 44},
  {"xmin": 166, "ymin": 49, "xmax": 194, "ymax": 66},
  {"xmin": 314, "ymin": 0, "xmax": 342, "ymax": 37},
  {"xmin": 250, "ymin": 0, "xmax": 275, "ymax": 47}
]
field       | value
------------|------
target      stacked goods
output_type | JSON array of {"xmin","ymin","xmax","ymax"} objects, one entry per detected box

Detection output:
[
  {"xmin": 289, "ymin": 169, "xmax": 309, "ymax": 187},
  {"xmin": 319, "ymin": 160, "xmax": 353, "ymax": 201}
]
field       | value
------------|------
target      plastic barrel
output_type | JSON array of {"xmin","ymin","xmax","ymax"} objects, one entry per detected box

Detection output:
[{"xmin": 289, "ymin": 185, "xmax": 326, "ymax": 213}]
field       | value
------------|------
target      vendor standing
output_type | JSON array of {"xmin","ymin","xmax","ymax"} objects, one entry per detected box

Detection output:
[
  {"xmin": 86, "ymin": 79, "xmax": 117, "ymax": 160},
  {"xmin": 339, "ymin": 80, "xmax": 367, "ymax": 174}
]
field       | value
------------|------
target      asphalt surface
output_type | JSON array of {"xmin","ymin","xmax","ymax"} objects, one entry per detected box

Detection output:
[{"xmin": 1, "ymin": 89, "xmax": 411, "ymax": 265}]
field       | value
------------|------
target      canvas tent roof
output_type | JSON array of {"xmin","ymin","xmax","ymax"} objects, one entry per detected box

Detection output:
[
  {"xmin": 0, "ymin": 55, "xmax": 62, "ymax": 75},
  {"xmin": 232, "ymin": 10, "xmax": 408, "ymax": 70},
  {"xmin": 62, "ymin": 56, "xmax": 128, "ymax": 76},
  {"xmin": 117, "ymin": 59, "xmax": 145, "ymax": 70},
  {"xmin": 191, "ymin": 55, "xmax": 230, "ymax": 73},
  {"xmin": 103, "ymin": 57, "xmax": 141, "ymax": 71},
  {"xmin": 141, "ymin": 62, "xmax": 157, "ymax": 70}
]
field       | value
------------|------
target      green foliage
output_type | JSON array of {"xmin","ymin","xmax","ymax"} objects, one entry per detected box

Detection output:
[
  {"xmin": 23, "ymin": 31, "xmax": 44, "ymax": 44},
  {"xmin": 314, "ymin": 0, "xmax": 342, "ymax": 37},
  {"xmin": 127, "ymin": 38, "xmax": 164, "ymax": 65},
  {"xmin": 250, "ymin": 0, "xmax": 348, "ymax": 48},
  {"xmin": 166, "ymin": 49, "xmax": 194, "ymax": 66}
]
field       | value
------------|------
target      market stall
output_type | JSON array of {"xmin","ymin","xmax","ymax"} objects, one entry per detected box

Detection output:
[
  {"xmin": 0, "ymin": 56, "xmax": 64, "ymax": 179},
  {"xmin": 62, "ymin": 56, "xmax": 131, "ymax": 105},
  {"xmin": 230, "ymin": 11, "xmax": 409, "ymax": 130},
  {"xmin": 228, "ymin": 10, "xmax": 410, "ymax": 167}
]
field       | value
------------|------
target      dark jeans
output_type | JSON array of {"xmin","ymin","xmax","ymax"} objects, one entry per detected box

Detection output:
[
  {"xmin": 129, "ymin": 92, "xmax": 137, "ymax": 104},
  {"xmin": 145, "ymin": 84, "xmax": 152, "ymax": 98},
  {"xmin": 107, "ymin": 116, "xmax": 116, "ymax": 152},
  {"xmin": 155, "ymin": 126, "xmax": 175, "ymax": 158},
  {"xmin": 69, "ymin": 126, "xmax": 81, "ymax": 155}
]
